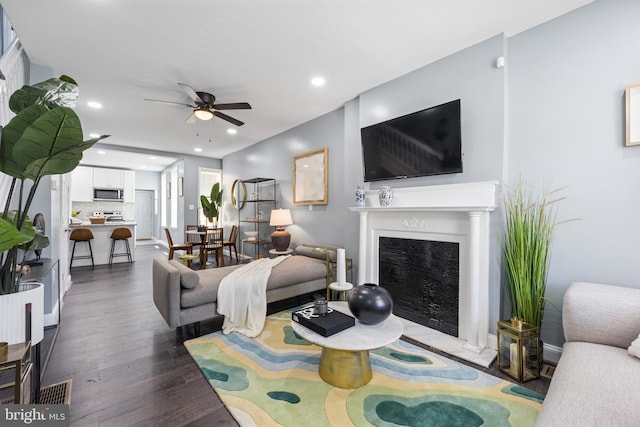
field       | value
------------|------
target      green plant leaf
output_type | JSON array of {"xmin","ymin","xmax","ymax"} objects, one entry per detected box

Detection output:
[
  {"xmin": 8, "ymin": 76, "xmax": 79, "ymax": 114},
  {"xmin": 501, "ymin": 181, "xmax": 561, "ymax": 327},
  {"xmin": 0, "ymin": 218, "xmax": 22, "ymax": 253},
  {"xmin": 0, "ymin": 104, "xmax": 50, "ymax": 178}
]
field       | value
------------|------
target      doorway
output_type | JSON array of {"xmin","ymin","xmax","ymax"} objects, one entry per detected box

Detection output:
[{"xmin": 135, "ymin": 190, "xmax": 155, "ymax": 240}]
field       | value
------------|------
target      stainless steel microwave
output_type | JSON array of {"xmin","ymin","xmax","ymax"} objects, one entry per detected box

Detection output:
[{"xmin": 93, "ymin": 188, "xmax": 124, "ymax": 201}]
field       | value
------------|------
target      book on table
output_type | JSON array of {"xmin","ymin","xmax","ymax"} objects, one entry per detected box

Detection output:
[{"xmin": 292, "ymin": 305, "xmax": 355, "ymax": 337}]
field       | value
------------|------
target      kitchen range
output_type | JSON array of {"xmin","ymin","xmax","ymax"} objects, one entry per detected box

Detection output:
[{"xmin": 93, "ymin": 211, "xmax": 125, "ymax": 222}]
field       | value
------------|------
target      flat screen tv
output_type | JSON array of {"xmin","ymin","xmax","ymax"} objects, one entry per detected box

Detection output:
[{"xmin": 361, "ymin": 99, "xmax": 462, "ymax": 182}]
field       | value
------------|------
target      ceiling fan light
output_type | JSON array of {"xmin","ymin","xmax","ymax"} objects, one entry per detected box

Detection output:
[{"xmin": 194, "ymin": 108, "xmax": 213, "ymax": 121}]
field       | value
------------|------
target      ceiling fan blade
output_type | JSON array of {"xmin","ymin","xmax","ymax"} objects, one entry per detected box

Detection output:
[
  {"xmin": 212, "ymin": 102, "xmax": 252, "ymax": 110},
  {"xmin": 144, "ymin": 98, "xmax": 195, "ymax": 108},
  {"xmin": 214, "ymin": 111, "xmax": 244, "ymax": 126},
  {"xmin": 177, "ymin": 83, "xmax": 204, "ymax": 104},
  {"xmin": 185, "ymin": 112, "xmax": 198, "ymax": 124}
]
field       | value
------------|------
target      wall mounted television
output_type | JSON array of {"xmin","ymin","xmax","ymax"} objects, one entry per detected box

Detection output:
[{"xmin": 361, "ymin": 99, "xmax": 462, "ymax": 182}]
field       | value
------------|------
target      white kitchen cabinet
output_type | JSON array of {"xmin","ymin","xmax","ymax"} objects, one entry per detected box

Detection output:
[
  {"xmin": 70, "ymin": 166, "xmax": 94, "ymax": 202},
  {"xmin": 123, "ymin": 170, "xmax": 135, "ymax": 202},
  {"xmin": 93, "ymin": 168, "xmax": 124, "ymax": 188}
]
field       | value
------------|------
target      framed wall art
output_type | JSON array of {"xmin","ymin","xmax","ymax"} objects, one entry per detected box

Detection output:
[
  {"xmin": 626, "ymin": 82, "xmax": 640, "ymax": 146},
  {"xmin": 292, "ymin": 147, "xmax": 328, "ymax": 205}
]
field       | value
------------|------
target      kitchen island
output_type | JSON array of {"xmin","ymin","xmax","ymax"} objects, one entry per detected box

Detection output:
[{"xmin": 69, "ymin": 221, "xmax": 137, "ymax": 266}]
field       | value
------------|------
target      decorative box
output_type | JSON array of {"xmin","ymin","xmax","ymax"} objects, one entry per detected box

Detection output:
[{"xmin": 292, "ymin": 305, "xmax": 355, "ymax": 337}]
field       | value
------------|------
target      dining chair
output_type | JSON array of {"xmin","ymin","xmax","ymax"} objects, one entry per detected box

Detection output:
[
  {"xmin": 186, "ymin": 225, "xmax": 202, "ymax": 251},
  {"xmin": 164, "ymin": 228, "xmax": 193, "ymax": 261},
  {"xmin": 223, "ymin": 225, "xmax": 239, "ymax": 264},
  {"xmin": 202, "ymin": 228, "xmax": 224, "ymax": 268}
]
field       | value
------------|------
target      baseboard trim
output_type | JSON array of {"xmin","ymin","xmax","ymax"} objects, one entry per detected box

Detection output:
[{"xmin": 543, "ymin": 342, "xmax": 562, "ymax": 365}]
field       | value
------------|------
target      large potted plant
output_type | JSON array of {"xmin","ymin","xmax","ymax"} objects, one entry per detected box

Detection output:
[
  {"xmin": 502, "ymin": 181, "xmax": 565, "ymax": 329},
  {"xmin": 0, "ymin": 75, "xmax": 107, "ymax": 345},
  {"xmin": 200, "ymin": 182, "xmax": 223, "ymax": 227}
]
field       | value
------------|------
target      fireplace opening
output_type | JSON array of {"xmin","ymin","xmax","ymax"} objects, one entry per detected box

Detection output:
[{"xmin": 379, "ymin": 237, "xmax": 459, "ymax": 337}]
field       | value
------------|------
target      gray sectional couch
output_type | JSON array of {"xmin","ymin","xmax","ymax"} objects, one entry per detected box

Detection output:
[
  {"xmin": 152, "ymin": 243, "xmax": 337, "ymax": 329},
  {"xmin": 535, "ymin": 282, "xmax": 640, "ymax": 426}
]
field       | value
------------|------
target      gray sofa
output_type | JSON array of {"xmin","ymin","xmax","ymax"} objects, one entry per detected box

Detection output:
[
  {"xmin": 535, "ymin": 282, "xmax": 640, "ymax": 426},
  {"xmin": 152, "ymin": 243, "xmax": 338, "ymax": 329}
]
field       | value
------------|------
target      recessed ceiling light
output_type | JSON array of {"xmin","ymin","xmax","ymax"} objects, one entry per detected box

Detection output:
[
  {"xmin": 89, "ymin": 133, "xmax": 100, "ymax": 138},
  {"xmin": 227, "ymin": 128, "xmax": 237, "ymax": 135},
  {"xmin": 311, "ymin": 76, "xmax": 326, "ymax": 87},
  {"xmin": 194, "ymin": 148, "xmax": 202, "ymax": 153},
  {"xmin": 97, "ymin": 150, "xmax": 106, "ymax": 155},
  {"xmin": 141, "ymin": 165, "xmax": 147, "ymax": 169},
  {"xmin": 149, "ymin": 156, "xmax": 157, "ymax": 160},
  {"xmin": 87, "ymin": 101, "xmax": 102, "ymax": 109}
]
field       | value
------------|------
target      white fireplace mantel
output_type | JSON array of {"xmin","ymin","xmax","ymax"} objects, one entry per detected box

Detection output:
[{"xmin": 349, "ymin": 181, "xmax": 498, "ymax": 361}]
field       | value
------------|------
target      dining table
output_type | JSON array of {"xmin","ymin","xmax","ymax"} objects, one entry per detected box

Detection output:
[{"xmin": 186, "ymin": 229, "xmax": 225, "ymax": 269}]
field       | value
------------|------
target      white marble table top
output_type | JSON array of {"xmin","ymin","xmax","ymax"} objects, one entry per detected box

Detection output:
[
  {"xmin": 329, "ymin": 281, "xmax": 353, "ymax": 291},
  {"xmin": 291, "ymin": 301, "xmax": 403, "ymax": 351}
]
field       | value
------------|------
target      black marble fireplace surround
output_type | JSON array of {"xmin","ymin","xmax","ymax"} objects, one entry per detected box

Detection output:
[{"xmin": 379, "ymin": 237, "xmax": 460, "ymax": 337}]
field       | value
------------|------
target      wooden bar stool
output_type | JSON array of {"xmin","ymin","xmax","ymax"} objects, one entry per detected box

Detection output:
[
  {"xmin": 109, "ymin": 227, "xmax": 133, "ymax": 264},
  {"xmin": 69, "ymin": 228, "xmax": 94, "ymax": 268}
]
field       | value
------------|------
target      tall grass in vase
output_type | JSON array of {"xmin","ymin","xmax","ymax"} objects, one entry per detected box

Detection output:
[{"xmin": 502, "ymin": 182, "xmax": 565, "ymax": 328}]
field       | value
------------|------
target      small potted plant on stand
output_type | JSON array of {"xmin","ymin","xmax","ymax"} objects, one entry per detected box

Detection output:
[
  {"xmin": 200, "ymin": 182, "xmax": 223, "ymax": 228},
  {"xmin": 0, "ymin": 75, "xmax": 107, "ymax": 348}
]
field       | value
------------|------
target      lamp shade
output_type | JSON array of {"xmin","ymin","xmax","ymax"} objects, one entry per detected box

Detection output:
[
  {"xmin": 194, "ymin": 108, "xmax": 213, "ymax": 121},
  {"xmin": 269, "ymin": 209, "xmax": 293, "ymax": 227}
]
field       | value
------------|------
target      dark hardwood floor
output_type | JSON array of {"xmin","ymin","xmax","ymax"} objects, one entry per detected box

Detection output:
[
  {"xmin": 43, "ymin": 244, "xmax": 239, "ymax": 426},
  {"xmin": 41, "ymin": 243, "xmax": 550, "ymax": 426}
]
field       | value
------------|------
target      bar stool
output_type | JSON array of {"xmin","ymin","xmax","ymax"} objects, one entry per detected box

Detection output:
[
  {"xmin": 109, "ymin": 227, "xmax": 133, "ymax": 264},
  {"xmin": 69, "ymin": 228, "xmax": 94, "ymax": 268}
]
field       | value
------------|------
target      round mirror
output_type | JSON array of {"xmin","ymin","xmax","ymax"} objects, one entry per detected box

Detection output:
[{"xmin": 231, "ymin": 179, "xmax": 247, "ymax": 210}]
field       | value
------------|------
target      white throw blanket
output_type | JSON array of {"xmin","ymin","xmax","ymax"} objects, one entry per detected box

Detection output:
[
  {"xmin": 629, "ymin": 336, "xmax": 640, "ymax": 359},
  {"xmin": 217, "ymin": 255, "xmax": 289, "ymax": 337}
]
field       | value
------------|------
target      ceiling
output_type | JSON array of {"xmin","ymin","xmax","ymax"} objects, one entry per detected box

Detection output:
[{"xmin": 2, "ymin": 0, "xmax": 592, "ymax": 171}]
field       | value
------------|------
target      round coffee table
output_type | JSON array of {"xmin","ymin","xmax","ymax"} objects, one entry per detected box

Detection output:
[{"xmin": 291, "ymin": 301, "xmax": 403, "ymax": 388}]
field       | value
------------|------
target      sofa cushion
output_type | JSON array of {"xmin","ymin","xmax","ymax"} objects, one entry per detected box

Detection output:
[
  {"xmin": 535, "ymin": 341, "xmax": 640, "ymax": 426},
  {"xmin": 266, "ymin": 255, "xmax": 326, "ymax": 291},
  {"xmin": 168, "ymin": 260, "xmax": 199, "ymax": 289},
  {"xmin": 180, "ymin": 256, "xmax": 326, "ymax": 309},
  {"xmin": 181, "ymin": 264, "xmax": 244, "ymax": 308}
]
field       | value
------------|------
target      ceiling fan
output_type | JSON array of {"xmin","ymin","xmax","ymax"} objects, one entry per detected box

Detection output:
[{"xmin": 144, "ymin": 83, "xmax": 251, "ymax": 126}]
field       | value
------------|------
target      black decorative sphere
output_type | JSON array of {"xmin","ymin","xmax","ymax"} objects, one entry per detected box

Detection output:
[{"xmin": 348, "ymin": 283, "xmax": 393, "ymax": 324}]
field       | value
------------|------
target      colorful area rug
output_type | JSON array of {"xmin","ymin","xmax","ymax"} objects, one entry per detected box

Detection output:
[{"xmin": 184, "ymin": 309, "xmax": 543, "ymax": 427}]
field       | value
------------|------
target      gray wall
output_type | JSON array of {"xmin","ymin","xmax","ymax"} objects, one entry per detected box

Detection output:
[
  {"xmin": 508, "ymin": 0, "xmax": 640, "ymax": 345},
  {"xmin": 223, "ymin": 108, "xmax": 347, "ymax": 257},
  {"xmin": 223, "ymin": 0, "xmax": 640, "ymax": 349},
  {"xmin": 224, "ymin": 35, "xmax": 508, "ymax": 331}
]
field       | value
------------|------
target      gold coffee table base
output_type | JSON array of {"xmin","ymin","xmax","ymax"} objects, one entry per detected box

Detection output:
[{"xmin": 319, "ymin": 347, "xmax": 372, "ymax": 389}]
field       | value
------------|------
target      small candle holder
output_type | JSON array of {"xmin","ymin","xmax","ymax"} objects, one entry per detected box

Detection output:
[{"xmin": 313, "ymin": 298, "xmax": 328, "ymax": 316}]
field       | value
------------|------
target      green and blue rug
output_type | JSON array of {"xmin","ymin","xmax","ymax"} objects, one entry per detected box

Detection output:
[{"xmin": 185, "ymin": 310, "xmax": 543, "ymax": 427}]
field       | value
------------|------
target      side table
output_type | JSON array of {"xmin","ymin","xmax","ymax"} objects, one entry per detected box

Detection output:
[
  {"xmin": 0, "ymin": 341, "xmax": 33, "ymax": 403},
  {"xmin": 269, "ymin": 248, "xmax": 293, "ymax": 257},
  {"xmin": 328, "ymin": 281, "xmax": 353, "ymax": 301}
]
